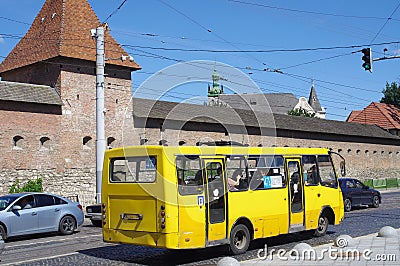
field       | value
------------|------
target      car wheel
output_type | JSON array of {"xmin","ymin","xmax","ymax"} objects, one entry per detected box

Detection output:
[
  {"xmin": 372, "ymin": 196, "xmax": 380, "ymax": 208},
  {"xmin": 344, "ymin": 198, "xmax": 352, "ymax": 212},
  {"xmin": 59, "ymin": 215, "xmax": 76, "ymax": 235},
  {"xmin": 0, "ymin": 224, "xmax": 7, "ymax": 241},
  {"xmin": 314, "ymin": 215, "xmax": 329, "ymax": 237},
  {"xmin": 91, "ymin": 220, "xmax": 102, "ymax": 227},
  {"xmin": 229, "ymin": 224, "xmax": 250, "ymax": 255}
]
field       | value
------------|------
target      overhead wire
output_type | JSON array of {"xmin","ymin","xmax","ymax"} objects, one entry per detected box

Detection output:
[
  {"xmin": 120, "ymin": 41, "xmax": 400, "ymax": 53},
  {"xmin": 228, "ymin": 0, "xmax": 400, "ymax": 21},
  {"xmin": 369, "ymin": 1, "xmax": 400, "ymax": 44},
  {"xmin": 0, "ymin": 16, "xmax": 385, "ymax": 116},
  {"xmin": 102, "ymin": 0, "xmax": 129, "ymax": 24}
]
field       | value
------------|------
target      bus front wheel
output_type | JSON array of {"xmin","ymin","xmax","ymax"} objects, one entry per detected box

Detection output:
[
  {"xmin": 314, "ymin": 215, "xmax": 328, "ymax": 237},
  {"xmin": 229, "ymin": 224, "xmax": 250, "ymax": 255}
]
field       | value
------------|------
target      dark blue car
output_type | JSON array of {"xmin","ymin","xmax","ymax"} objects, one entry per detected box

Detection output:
[{"xmin": 339, "ymin": 178, "xmax": 381, "ymax": 212}]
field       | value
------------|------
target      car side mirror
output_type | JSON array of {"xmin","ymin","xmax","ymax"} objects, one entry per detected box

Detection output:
[{"xmin": 12, "ymin": 205, "xmax": 22, "ymax": 211}]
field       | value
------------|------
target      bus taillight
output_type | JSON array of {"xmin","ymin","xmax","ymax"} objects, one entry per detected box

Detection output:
[{"xmin": 160, "ymin": 205, "xmax": 166, "ymax": 229}]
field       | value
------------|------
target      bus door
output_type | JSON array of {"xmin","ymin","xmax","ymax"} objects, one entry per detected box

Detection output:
[
  {"xmin": 203, "ymin": 158, "xmax": 227, "ymax": 244},
  {"xmin": 286, "ymin": 159, "xmax": 305, "ymax": 232}
]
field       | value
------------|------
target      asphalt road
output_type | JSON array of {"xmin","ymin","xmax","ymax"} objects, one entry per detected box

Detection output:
[{"xmin": 1, "ymin": 189, "xmax": 399, "ymax": 265}]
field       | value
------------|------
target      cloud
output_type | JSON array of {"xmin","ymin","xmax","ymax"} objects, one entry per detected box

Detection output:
[
  {"xmin": 0, "ymin": 34, "xmax": 4, "ymax": 44},
  {"xmin": 394, "ymin": 49, "xmax": 400, "ymax": 56}
]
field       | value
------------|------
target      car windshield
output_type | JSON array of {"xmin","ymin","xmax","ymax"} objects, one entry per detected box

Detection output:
[{"xmin": 0, "ymin": 195, "xmax": 20, "ymax": 211}]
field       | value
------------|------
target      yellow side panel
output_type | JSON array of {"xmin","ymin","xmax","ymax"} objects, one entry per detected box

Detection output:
[
  {"xmin": 208, "ymin": 222, "xmax": 226, "ymax": 242},
  {"xmin": 263, "ymin": 219, "xmax": 279, "ymax": 237},
  {"xmin": 228, "ymin": 189, "xmax": 288, "ymax": 239},
  {"xmin": 303, "ymin": 185, "xmax": 320, "ymax": 229},
  {"xmin": 178, "ymin": 196, "xmax": 206, "ymax": 248}
]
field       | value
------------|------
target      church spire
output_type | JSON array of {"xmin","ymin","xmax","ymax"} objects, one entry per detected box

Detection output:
[{"xmin": 308, "ymin": 81, "xmax": 322, "ymax": 112}]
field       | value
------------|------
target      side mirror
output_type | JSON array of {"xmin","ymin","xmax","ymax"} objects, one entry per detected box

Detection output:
[
  {"xmin": 12, "ymin": 205, "xmax": 22, "ymax": 211},
  {"xmin": 340, "ymin": 161, "xmax": 346, "ymax": 177}
]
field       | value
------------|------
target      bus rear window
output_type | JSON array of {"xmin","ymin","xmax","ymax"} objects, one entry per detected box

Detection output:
[{"xmin": 110, "ymin": 157, "xmax": 156, "ymax": 183}]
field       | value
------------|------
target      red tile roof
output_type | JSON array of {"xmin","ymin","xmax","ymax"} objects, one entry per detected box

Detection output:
[
  {"xmin": 0, "ymin": 0, "xmax": 140, "ymax": 74},
  {"xmin": 347, "ymin": 102, "xmax": 400, "ymax": 130},
  {"xmin": 346, "ymin": 110, "xmax": 362, "ymax": 122}
]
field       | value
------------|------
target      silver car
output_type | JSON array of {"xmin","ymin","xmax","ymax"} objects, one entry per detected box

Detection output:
[{"xmin": 0, "ymin": 192, "xmax": 84, "ymax": 240}]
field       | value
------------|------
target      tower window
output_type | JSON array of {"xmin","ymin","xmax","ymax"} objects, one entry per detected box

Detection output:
[
  {"xmin": 107, "ymin": 137, "xmax": 116, "ymax": 149},
  {"xmin": 13, "ymin": 136, "xmax": 24, "ymax": 149},
  {"xmin": 83, "ymin": 136, "xmax": 93, "ymax": 149},
  {"xmin": 40, "ymin": 137, "xmax": 50, "ymax": 150}
]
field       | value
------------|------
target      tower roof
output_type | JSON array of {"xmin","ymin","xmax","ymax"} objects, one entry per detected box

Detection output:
[
  {"xmin": 0, "ymin": 0, "xmax": 140, "ymax": 74},
  {"xmin": 308, "ymin": 83, "xmax": 322, "ymax": 112}
]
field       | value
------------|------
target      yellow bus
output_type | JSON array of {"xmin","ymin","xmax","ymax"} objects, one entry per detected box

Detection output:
[{"xmin": 101, "ymin": 144, "xmax": 345, "ymax": 254}]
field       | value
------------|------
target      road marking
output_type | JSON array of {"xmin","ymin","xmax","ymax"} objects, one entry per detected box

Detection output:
[
  {"xmin": 1, "ymin": 251, "xmax": 79, "ymax": 266},
  {"xmin": 5, "ymin": 233, "xmax": 102, "ymax": 249}
]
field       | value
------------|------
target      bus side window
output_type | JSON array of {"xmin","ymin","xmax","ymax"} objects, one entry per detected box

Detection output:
[
  {"xmin": 302, "ymin": 155, "xmax": 319, "ymax": 186},
  {"xmin": 317, "ymin": 155, "xmax": 338, "ymax": 188},
  {"xmin": 176, "ymin": 156, "xmax": 203, "ymax": 195},
  {"xmin": 249, "ymin": 155, "xmax": 285, "ymax": 190},
  {"xmin": 226, "ymin": 156, "xmax": 248, "ymax": 192}
]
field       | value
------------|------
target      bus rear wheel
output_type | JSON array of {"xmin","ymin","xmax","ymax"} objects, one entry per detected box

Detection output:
[{"xmin": 229, "ymin": 224, "xmax": 250, "ymax": 255}]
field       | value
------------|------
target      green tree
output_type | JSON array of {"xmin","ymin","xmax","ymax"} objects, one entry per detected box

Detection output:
[
  {"xmin": 288, "ymin": 107, "xmax": 316, "ymax": 118},
  {"xmin": 9, "ymin": 178, "xmax": 43, "ymax": 193},
  {"xmin": 380, "ymin": 82, "xmax": 400, "ymax": 106}
]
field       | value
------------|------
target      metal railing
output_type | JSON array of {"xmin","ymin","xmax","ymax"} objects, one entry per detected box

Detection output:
[{"xmin": 364, "ymin": 178, "xmax": 400, "ymax": 190}]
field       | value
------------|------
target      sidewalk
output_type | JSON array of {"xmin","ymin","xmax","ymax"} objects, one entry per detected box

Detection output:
[{"xmin": 241, "ymin": 227, "xmax": 399, "ymax": 265}]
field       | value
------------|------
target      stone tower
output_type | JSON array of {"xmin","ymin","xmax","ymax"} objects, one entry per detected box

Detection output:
[{"xmin": 0, "ymin": 0, "xmax": 140, "ymax": 204}]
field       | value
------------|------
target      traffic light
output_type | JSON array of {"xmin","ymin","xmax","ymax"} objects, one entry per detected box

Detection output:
[{"xmin": 361, "ymin": 48, "xmax": 372, "ymax": 72}]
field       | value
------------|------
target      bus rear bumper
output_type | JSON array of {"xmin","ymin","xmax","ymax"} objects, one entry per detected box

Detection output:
[{"xmin": 103, "ymin": 228, "xmax": 172, "ymax": 248}]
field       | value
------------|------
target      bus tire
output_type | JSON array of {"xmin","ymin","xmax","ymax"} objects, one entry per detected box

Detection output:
[
  {"xmin": 229, "ymin": 224, "xmax": 250, "ymax": 255},
  {"xmin": 314, "ymin": 215, "xmax": 328, "ymax": 237}
]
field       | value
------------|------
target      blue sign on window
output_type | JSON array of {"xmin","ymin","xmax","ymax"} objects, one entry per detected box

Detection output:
[
  {"xmin": 198, "ymin": 195, "xmax": 204, "ymax": 206},
  {"xmin": 145, "ymin": 157, "xmax": 156, "ymax": 169},
  {"xmin": 263, "ymin": 176, "xmax": 272, "ymax": 189}
]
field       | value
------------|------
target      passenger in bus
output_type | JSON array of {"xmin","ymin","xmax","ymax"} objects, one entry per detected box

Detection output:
[
  {"xmin": 307, "ymin": 165, "xmax": 319, "ymax": 185},
  {"xmin": 228, "ymin": 169, "xmax": 242, "ymax": 191}
]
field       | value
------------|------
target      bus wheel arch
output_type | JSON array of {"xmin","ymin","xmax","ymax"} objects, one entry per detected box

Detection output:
[{"xmin": 229, "ymin": 217, "xmax": 253, "ymax": 255}]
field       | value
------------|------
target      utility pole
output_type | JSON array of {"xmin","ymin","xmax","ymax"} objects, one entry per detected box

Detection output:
[{"xmin": 91, "ymin": 26, "xmax": 106, "ymax": 204}]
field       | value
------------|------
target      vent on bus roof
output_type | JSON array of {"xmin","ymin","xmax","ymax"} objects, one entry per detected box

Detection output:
[{"xmin": 196, "ymin": 141, "xmax": 249, "ymax": 147}]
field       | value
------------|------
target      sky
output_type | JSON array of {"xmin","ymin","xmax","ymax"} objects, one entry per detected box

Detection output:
[{"xmin": 1, "ymin": 0, "xmax": 399, "ymax": 121}]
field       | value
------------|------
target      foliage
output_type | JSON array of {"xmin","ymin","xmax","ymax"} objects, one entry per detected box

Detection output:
[
  {"xmin": 288, "ymin": 107, "xmax": 316, "ymax": 118},
  {"xmin": 9, "ymin": 178, "xmax": 43, "ymax": 193},
  {"xmin": 380, "ymin": 82, "xmax": 400, "ymax": 106},
  {"xmin": 364, "ymin": 178, "xmax": 399, "ymax": 189}
]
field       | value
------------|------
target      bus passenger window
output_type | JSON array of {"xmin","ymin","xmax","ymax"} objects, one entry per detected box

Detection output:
[
  {"xmin": 176, "ymin": 156, "xmax": 203, "ymax": 195},
  {"xmin": 302, "ymin": 155, "xmax": 319, "ymax": 186},
  {"xmin": 317, "ymin": 155, "xmax": 338, "ymax": 188},
  {"xmin": 248, "ymin": 155, "xmax": 285, "ymax": 190},
  {"xmin": 226, "ymin": 156, "xmax": 248, "ymax": 192}
]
